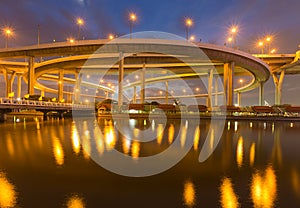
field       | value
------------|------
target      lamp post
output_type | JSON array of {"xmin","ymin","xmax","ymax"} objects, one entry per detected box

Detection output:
[
  {"xmin": 266, "ymin": 36, "xmax": 272, "ymax": 54},
  {"xmin": 4, "ymin": 28, "xmax": 12, "ymax": 48},
  {"xmin": 129, "ymin": 13, "xmax": 137, "ymax": 39},
  {"xmin": 230, "ymin": 26, "xmax": 238, "ymax": 49},
  {"xmin": 227, "ymin": 37, "xmax": 233, "ymax": 48},
  {"xmin": 185, "ymin": 18, "xmax": 193, "ymax": 40},
  {"xmin": 258, "ymin": 41, "xmax": 264, "ymax": 54},
  {"xmin": 76, "ymin": 17, "xmax": 84, "ymax": 40}
]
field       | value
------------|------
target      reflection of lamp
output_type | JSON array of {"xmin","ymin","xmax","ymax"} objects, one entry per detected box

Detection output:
[
  {"xmin": 220, "ymin": 177, "xmax": 240, "ymax": 208},
  {"xmin": 183, "ymin": 180, "xmax": 196, "ymax": 207}
]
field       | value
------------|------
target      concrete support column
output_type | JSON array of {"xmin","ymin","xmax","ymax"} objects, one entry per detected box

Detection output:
[
  {"xmin": 133, "ymin": 86, "xmax": 137, "ymax": 103},
  {"xmin": 272, "ymin": 70, "xmax": 285, "ymax": 105},
  {"xmin": 118, "ymin": 52, "xmax": 124, "ymax": 109},
  {"xmin": 227, "ymin": 62, "xmax": 234, "ymax": 106},
  {"xmin": 206, "ymin": 69, "xmax": 213, "ymax": 108},
  {"xmin": 41, "ymin": 90, "xmax": 45, "ymax": 97},
  {"xmin": 223, "ymin": 62, "xmax": 234, "ymax": 106},
  {"xmin": 28, "ymin": 56, "xmax": 35, "ymax": 95},
  {"xmin": 237, "ymin": 92, "xmax": 241, "ymax": 106},
  {"xmin": 105, "ymin": 91, "xmax": 109, "ymax": 99},
  {"xmin": 214, "ymin": 76, "xmax": 218, "ymax": 106},
  {"xmin": 4, "ymin": 70, "xmax": 16, "ymax": 98},
  {"xmin": 74, "ymin": 72, "xmax": 82, "ymax": 104},
  {"xmin": 165, "ymin": 81, "xmax": 169, "ymax": 104},
  {"xmin": 17, "ymin": 75, "xmax": 22, "ymax": 98},
  {"xmin": 259, "ymin": 82, "xmax": 264, "ymax": 106},
  {"xmin": 140, "ymin": 63, "xmax": 146, "ymax": 104},
  {"xmin": 58, "ymin": 70, "xmax": 64, "ymax": 101}
]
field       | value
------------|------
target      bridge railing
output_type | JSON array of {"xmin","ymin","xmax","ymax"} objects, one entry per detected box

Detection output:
[{"xmin": 0, "ymin": 98, "xmax": 93, "ymax": 109}]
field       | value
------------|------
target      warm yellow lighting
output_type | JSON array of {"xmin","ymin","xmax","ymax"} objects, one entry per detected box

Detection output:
[
  {"xmin": 131, "ymin": 141, "xmax": 140, "ymax": 160},
  {"xmin": 270, "ymin": 49, "xmax": 276, "ymax": 54},
  {"xmin": 104, "ymin": 125, "xmax": 116, "ymax": 150},
  {"xmin": 220, "ymin": 177, "xmax": 240, "ymax": 208},
  {"xmin": 236, "ymin": 136, "xmax": 243, "ymax": 168},
  {"xmin": 77, "ymin": 18, "xmax": 84, "ymax": 26},
  {"xmin": 193, "ymin": 126, "xmax": 200, "ymax": 150},
  {"xmin": 250, "ymin": 143, "xmax": 256, "ymax": 166},
  {"xmin": 52, "ymin": 137, "xmax": 64, "ymax": 166},
  {"xmin": 189, "ymin": 35, "xmax": 195, "ymax": 41},
  {"xmin": 108, "ymin": 34, "xmax": 114, "ymax": 40},
  {"xmin": 159, "ymin": 90, "xmax": 163, "ymax": 95},
  {"xmin": 251, "ymin": 166, "xmax": 277, "ymax": 208},
  {"xmin": 258, "ymin": 41, "xmax": 264, "ymax": 47},
  {"xmin": 239, "ymin": 79, "xmax": 244, "ymax": 84},
  {"xmin": 266, "ymin": 36, "xmax": 272, "ymax": 42},
  {"xmin": 168, "ymin": 124, "xmax": 175, "ymax": 144},
  {"xmin": 185, "ymin": 18, "xmax": 193, "ymax": 27},
  {"xmin": 183, "ymin": 180, "xmax": 196, "ymax": 207},
  {"xmin": 71, "ymin": 124, "xmax": 81, "ymax": 154},
  {"xmin": 195, "ymin": 87, "xmax": 200, "ymax": 92},
  {"xmin": 230, "ymin": 26, "xmax": 238, "ymax": 34},
  {"xmin": 69, "ymin": 38, "xmax": 75, "ymax": 44},
  {"xmin": 0, "ymin": 172, "xmax": 17, "ymax": 208},
  {"xmin": 129, "ymin": 13, "xmax": 137, "ymax": 22},
  {"xmin": 4, "ymin": 28, "xmax": 12, "ymax": 35},
  {"xmin": 157, "ymin": 124, "xmax": 164, "ymax": 145},
  {"xmin": 66, "ymin": 195, "xmax": 86, "ymax": 208},
  {"xmin": 227, "ymin": 37, "xmax": 233, "ymax": 42},
  {"xmin": 180, "ymin": 125, "xmax": 187, "ymax": 148},
  {"xmin": 122, "ymin": 138, "xmax": 131, "ymax": 155}
]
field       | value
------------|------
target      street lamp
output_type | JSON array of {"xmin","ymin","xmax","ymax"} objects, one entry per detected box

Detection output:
[
  {"xmin": 76, "ymin": 17, "xmax": 84, "ymax": 40},
  {"xmin": 3, "ymin": 28, "xmax": 13, "ymax": 48},
  {"xmin": 258, "ymin": 41, "xmax": 264, "ymax": 54},
  {"xmin": 230, "ymin": 26, "xmax": 238, "ymax": 49},
  {"xmin": 189, "ymin": 35, "xmax": 195, "ymax": 41},
  {"xmin": 129, "ymin": 13, "xmax": 137, "ymax": 39},
  {"xmin": 185, "ymin": 18, "xmax": 193, "ymax": 40},
  {"xmin": 270, "ymin": 49, "xmax": 276, "ymax": 54},
  {"xmin": 108, "ymin": 34, "xmax": 115, "ymax": 40},
  {"xmin": 227, "ymin": 37, "xmax": 233, "ymax": 47},
  {"xmin": 266, "ymin": 36, "xmax": 272, "ymax": 54}
]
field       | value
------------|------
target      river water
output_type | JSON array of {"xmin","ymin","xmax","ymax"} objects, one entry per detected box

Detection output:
[{"xmin": 0, "ymin": 118, "xmax": 300, "ymax": 207}]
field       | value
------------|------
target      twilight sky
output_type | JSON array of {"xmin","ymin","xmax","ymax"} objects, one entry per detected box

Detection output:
[{"xmin": 1, "ymin": 0, "xmax": 300, "ymax": 105}]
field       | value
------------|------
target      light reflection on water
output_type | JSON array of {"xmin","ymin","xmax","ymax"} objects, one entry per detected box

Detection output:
[
  {"xmin": 0, "ymin": 119, "xmax": 300, "ymax": 207},
  {"xmin": 0, "ymin": 172, "xmax": 17, "ymax": 208},
  {"xmin": 219, "ymin": 177, "xmax": 239, "ymax": 208},
  {"xmin": 183, "ymin": 179, "xmax": 196, "ymax": 207}
]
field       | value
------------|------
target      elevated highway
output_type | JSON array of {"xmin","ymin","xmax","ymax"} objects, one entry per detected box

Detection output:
[{"xmin": 1, "ymin": 38, "xmax": 297, "ymax": 106}]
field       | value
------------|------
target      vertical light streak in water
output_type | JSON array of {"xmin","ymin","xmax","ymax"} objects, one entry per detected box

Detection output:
[
  {"xmin": 156, "ymin": 124, "xmax": 164, "ymax": 145},
  {"xmin": 219, "ymin": 177, "xmax": 240, "ymax": 208},
  {"xmin": 6, "ymin": 135, "xmax": 14, "ymax": 156},
  {"xmin": 71, "ymin": 124, "xmax": 81, "ymax": 154},
  {"xmin": 104, "ymin": 125, "xmax": 116, "ymax": 151},
  {"xmin": 122, "ymin": 138, "xmax": 131, "ymax": 155},
  {"xmin": 0, "ymin": 172, "xmax": 17, "ymax": 208},
  {"xmin": 133, "ymin": 128, "xmax": 140, "ymax": 138},
  {"xmin": 183, "ymin": 180, "xmax": 196, "ymax": 207},
  {"xmin": 52, "ymin": 137, "xmax": 64, "ymax": 166},
  {"xmin": 131, "ymin": 141, "xmax": 140, "ymax": 160},
  {"xmin": 291, "ymin": 168, "xmax": 300, "ymax": 198},
  {"xmin": 236, "ymin": 136, "xmax": 243, "ymax": 168},
  {"xmin": 234, "ymin": 121, "xmax": 238, "ymax": 132},
  {"xmin": 249, "ymin": 143, "xmax": 256, "ymax": 167},
  {"xmin": 66, "ymin": 194, "xmax": 86, "ymax": 208},
  {"xmin": 168, "ymin": 124, "xmax": 175, "ymax": 144},
  {"xmin": 180, "ymin": 125, "xmax": 187, "ymax": 148},
  {"xmin": 251, "ymin": 165, "xmax": 277, "ymax": 208},
  {"xmin": 209, "ymin": 129, "xmax": 215, "ymax": 150},
  {"xmin": 193, "ymin": 126, "xmax": 200, "ymax": 151},
  {"xmin": 82, "ymin": 130, "xmax": 91, "ymax": 160}
]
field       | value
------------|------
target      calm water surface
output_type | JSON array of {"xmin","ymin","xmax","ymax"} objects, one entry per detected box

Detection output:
[{"xmin": 0, "ymin": 118, "xmax": 300, "ymax": 207}]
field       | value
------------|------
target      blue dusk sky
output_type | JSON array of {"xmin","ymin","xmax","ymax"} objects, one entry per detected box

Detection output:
[{"xmin": 0, "ymin": 0, "xmax": 300, "ymax": 105}]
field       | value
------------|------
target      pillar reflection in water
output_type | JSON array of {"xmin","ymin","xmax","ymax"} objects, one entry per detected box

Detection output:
[
  {"xmin": 122, "ymin": 138, "xmax": 131, "ymax": 155},
  {"xmin": 219, "ymin": 177, "xmax": 240, "ymax": 208},
  {"xmin": 0, "ymin": 172, "xmax": 17, "ymax": 208},
  {"xmin": 6, "ymin": 135, "xmax": 14, "ymax": 157},
  {"xmin": 183, "ymin": 179, "xmax": 196, "ymax": 207},
  {"xmin": 180, "ymin": 125, "xmax": 187, "ymax": 148},
  {"xmin": 249, "ymin": 142, "xmax": 256, "ymax": 167},
  {"xmin": 104, "ymin": 125, "xmax": 116, "ymax": 151},
  {"xmin": 168, "ymin": 124, "xmax": 175, "ymax": 144},
  {"xmin": 251, "ymin": 165, "xmax": 277, "ymax": 208},
  {"xmin": 236, "ymin": 136, "xmax": 244, "ymax": 168},
  {"xmin": 291, "ymin": 168, "xmax": 300, "ymax": 198},
  {"xmin": 71, "ymin": 124, "xmax": 81, "ymax": 154},
  {"xmin": 52, "ymin": 137, "xmax": 64, "ymax": 166},
  {"xmin": 82, "ymin": 130, "xmax": 91, "ymax": 160},
  {"xmin": 131, "ymin": 141, "xmax": 140, "ymax": 160},
  {"xmin": 193, "ymin": 126, "xmax": 200, "ymax": 151},
  {"xmin": 66, "ymin": 194, "xmax": 86, "ymax": 208},
  {"xmin": 156, "ymin": 124, "xmax": 164, "ymax": 145}
]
